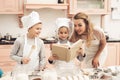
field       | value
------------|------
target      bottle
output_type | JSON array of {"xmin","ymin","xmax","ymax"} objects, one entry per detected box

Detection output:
[{"xmin": 58, "ymin": 0, "xmax": 64, "ymax": 4}]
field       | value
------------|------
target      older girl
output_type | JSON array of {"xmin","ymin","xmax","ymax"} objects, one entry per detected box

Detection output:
[{"xmin": 10, "ymin": 11, "xmax": 46, "ymax": 73}]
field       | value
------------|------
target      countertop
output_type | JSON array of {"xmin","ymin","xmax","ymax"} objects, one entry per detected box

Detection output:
[
  {"xmin": 0, "ymin": 38, "xmax": 57, "ymax": 45},
  {"xmin": 107, "ymin": 38, "xmax": 120, "ymax": 42},
  {"xmin": 0, "ymin": 66, "xmax": 120, "ymax": 80}
]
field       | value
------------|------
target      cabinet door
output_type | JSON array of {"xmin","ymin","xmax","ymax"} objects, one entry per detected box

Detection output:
[
  {"xmin": 104, "ymin": 43, "xmax": 119, "ymax": 67},
  {"xmin": 0, "ymin": 45, "xmax": 16, "ymax": 72},
  {"xmin": 0, "ymin": 61, "xmax": 16, "ymax": 72},
  {"xmin": 69, "ymin": 0, "xmax": 110, "ymax": 15},
  {"xmin": 0, "ymin": 0, "xmax": 23, "ymax": 14}
]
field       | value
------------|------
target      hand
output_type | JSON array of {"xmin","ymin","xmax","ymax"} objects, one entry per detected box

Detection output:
[
  {"xmin": 76, "ymin": 47, "xmax": 84, "ymax": 56},
  {"xmin": 49, "ymin": 54, "xmax": 58, "ymax": 61},
  {"xmin": 21, "ymin": 57, "xmax": 30, "ymax": 64},
  {"xmin": 92, "ymin": 57, "xmax": 99, "ymax": 68},
  {"xmin": 39, "ymin": 66, "xmax": 46, "ymax": 71}
]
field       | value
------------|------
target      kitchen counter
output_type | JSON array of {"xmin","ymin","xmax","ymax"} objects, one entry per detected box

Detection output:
[
  {"xmin": 0, "ymin": 41, "xmax": 14, "ymax": 45},
  {"xmin": 0, "ymin": 38, "xmax": 57, "ymax": 45},
  {"xmin": 107, "ymin": 38, "xmax": 120, "ymax": 42},
  {"xmin": 0, "ymin": 66, "xmax": 120, "ymax": 80}
]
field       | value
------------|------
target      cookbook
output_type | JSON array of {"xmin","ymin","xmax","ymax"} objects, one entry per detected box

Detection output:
[{"xmin": 51, "ymin": 39, "xmax": 84, "ymax": 62}]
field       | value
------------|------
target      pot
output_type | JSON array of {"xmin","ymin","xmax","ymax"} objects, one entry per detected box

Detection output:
[
  {"xmin": 4, "ymin": 33, "xmax": 12, "ymax": 41},
  {"xmin": 0, "ymin": 33, "xmax": 2, "ymax": 41}
]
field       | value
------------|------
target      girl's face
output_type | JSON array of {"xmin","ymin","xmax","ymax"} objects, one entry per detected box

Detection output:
[
  {"xmin": 28, "ymin": 23, "xmax": 42, "ymax": 38},
  {"xmin": 58, "ymin": 27, "xmax": 69, "ymax": 40},
  {"xmin": 74, "ymin": 19, "xmax": 86, "ymax": 35}
]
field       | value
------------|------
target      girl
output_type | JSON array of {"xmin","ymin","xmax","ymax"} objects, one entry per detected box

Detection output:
[{"xmin": 48, "ymin": 18, "xmax": 85, "ymax": 77}]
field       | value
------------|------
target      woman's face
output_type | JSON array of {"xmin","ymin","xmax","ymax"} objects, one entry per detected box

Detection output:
[
  {"xmin": 58, "ymin": 27, "xmax": 69, "ymax": 40},
  {"xmin": 28, "ymin": 23, "xmax": 42, "ymax": 37},
  {"xmin": 74, "ymin": 19, "xmax": 86, "ymax": 35}
]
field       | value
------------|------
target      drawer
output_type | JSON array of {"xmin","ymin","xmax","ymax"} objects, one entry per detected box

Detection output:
[
  {"xmin": 0, "ymin": 52, "xmax": 11, "ymax": 56},
  {"xmin": 0, "ymin": 45, "xmax": 12, "ymax": 49},
  {"xmin": 0, "ymin": 61, "xmax": 16, "ymax": 72},
  {"xmin": 0, "ymin": 56, "xmax": 14, "ymax": 62},
  {"xmin": 0, "ymin": 61, "xmax": 16, "ymax": 66},
  {"xmin": 1, "ymin": 67, "xmax": 14, "ymax": 72}
]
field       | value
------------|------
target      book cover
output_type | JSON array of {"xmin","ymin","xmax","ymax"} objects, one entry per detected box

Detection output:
[{"xmin": 51, "ymin": 39, "xmax": 84, "ymax": 62}]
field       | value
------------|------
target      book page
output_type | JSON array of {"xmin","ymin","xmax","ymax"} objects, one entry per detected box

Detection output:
[
  {"xmin": 51, "ymin": 39, "xmax": 84, "ymax": 62},
  {"xmin": 69, "ymin": 39, "xmax": 84, "ymax": 60}
]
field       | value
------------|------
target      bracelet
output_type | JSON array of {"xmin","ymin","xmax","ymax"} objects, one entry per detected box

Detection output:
[
  {"xmin": 83, "ymin": 53, "xmax": 86, "ymax": 57},
  {"xmin": 48, "ymin": 59, "xmax": 53, "ymax": 64},
  {"xmin": 21, "ymin": 61, "xmax": 23, "ymax": 64}
]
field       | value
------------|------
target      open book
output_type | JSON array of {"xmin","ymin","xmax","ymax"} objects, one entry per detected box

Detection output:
[{"xmin": 51, "ymin": 39, "xmax": 84, "ymax": 62}]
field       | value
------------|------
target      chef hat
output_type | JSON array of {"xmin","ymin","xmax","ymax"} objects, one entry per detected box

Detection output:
[
  {"xmin": 21, "ymin": 11, "xmax": 42, "ymax": 30},
  {"xmin": 55, "ymin": 18, "xmax": 74, "ymax": 39},
  {"xmin": 56, "ymin": 18, "xmax": 70, "ymax": 29}
]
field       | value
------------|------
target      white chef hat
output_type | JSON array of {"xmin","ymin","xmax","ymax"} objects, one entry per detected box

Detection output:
[
  {"xmin": 55, "ymin": 18, "xmax": 73, "ymax": 39},
  {"xmin": 56, "ymin": 18, "xmax": 70, "ymax": 29},
  {"xmin": 21, "ymin": 11, "xmax": 42, "ymax": 30}
]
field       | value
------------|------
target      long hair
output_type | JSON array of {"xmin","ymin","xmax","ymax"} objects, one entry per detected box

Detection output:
[{"xmin": 69, "ymin": 12, "xmax": 94, "ymax": 47}]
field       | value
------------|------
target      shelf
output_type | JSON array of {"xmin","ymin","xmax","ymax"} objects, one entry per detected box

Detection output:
[{"xmin": 25, "ymin": 4, "xmax": 68, "ymax": 10}]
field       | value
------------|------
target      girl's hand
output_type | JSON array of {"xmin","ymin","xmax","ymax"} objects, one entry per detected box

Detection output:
[
  {"xmin": 76, "ymin": 47, "xmax": 85, "ymax": 56},
  {"xmin": 92, "ymin": 57, "xmax": 99, "ymax": 68},
  {"xmin": 48, "ymin": 54, "xmax": 58, "ymax": 61},
  {"xmin": 22, "ymin": 57, "xmax": 30, "ymax": 64}
]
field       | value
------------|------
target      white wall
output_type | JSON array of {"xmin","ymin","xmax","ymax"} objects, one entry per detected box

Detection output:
[
  {"xmin": 0, "ymin": 8, "xmax": 120, "ymax": 39},
  {"xmin": 0, "ymin": 9, "xmax": 101, "ymax": 38},
  {"xmin": 104, "ymin": 14, "xmax": 120, "ymax": 39},
  {"xmin": 0, "ymin": 9, "xmax": 67, "ymax": 38}
]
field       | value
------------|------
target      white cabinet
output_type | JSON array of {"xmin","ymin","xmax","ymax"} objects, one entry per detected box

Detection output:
[
  {"xmin": 68, "ymin": 0, "xmax": 110, "ymax": 15},
  {"xmin": 0, "ymin": 45, "xmax": 16, "ymax": 72},
  {"xmin": 0, "ymin": 0, "xmax": 24, "ymax": 14},
  {"xmin": 104, "ymin": 42, "xmax": 120, "ymax": 67}
]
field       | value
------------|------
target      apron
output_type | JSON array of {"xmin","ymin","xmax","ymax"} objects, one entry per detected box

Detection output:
[
  {"xmin": 14, "ymin": 35, "xmax": 39, "ymax": 74},
  {"xmin": 84, "ymin": 35, "xmax": 107, "ymax": 68},
  {"xmin": 55, "ymin": 40, "xmax": 79, "ymax": 77},
  {"xmin": 22, "ymin": 35, "xmax": 39, "ymax": 71}
]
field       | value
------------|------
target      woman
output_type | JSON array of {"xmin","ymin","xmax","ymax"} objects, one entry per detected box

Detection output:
[
  {"xmin": 70, "ymin": 12, "xmax": 107, "ymax": 68},
  {"xmin": 10, "ymin": 11, "xmax": 46, "ymax": 73}
]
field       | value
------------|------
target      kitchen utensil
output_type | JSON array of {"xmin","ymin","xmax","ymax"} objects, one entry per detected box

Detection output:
[
  {"xmin": 0, "ymin": 33, "xmax": 2, "ymax": 41},
  {"xmin": 4, "ymin": 33, "xmax": 12, "ymax": 41},
  {"xmin": 28, "ymin": 45, "xmax": 36, "ymax": 58}
]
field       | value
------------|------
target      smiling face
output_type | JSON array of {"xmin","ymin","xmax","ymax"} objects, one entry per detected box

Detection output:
[
  {"xmin": 58, "ymin": 27, "xmax": 69, "ymax": 40},
  {"xmin": 28, "ymin": 23, "xmax": 42, "ymax": 38},
  {"xmin": 74, "ymin": 19, "xmax": 86, "ymax": 35}
]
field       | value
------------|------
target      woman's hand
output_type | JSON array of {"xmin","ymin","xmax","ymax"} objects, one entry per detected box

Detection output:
[
  {"xmin": 21, "ymin": 57, "xmax": 30, "ymax": 64},
  {"xmin": 92, "ymin": 57, "xmax": 99, "ymax": 68}
]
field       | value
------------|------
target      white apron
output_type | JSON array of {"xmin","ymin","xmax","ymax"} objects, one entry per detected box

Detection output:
[
  {"xmin": 14, "ymin": 35, "xmax": 39, "ymax": 74},
  {"xmin": 55, "ymin": 41, "xmax": 79, "ymax": 77},
  {"xmin": 84, "ymin": 35, "xmax": 107, "ymax": 68},
  {"xmin": 22, "ymin": 35, "xmax": 39, "ymax": 72}
]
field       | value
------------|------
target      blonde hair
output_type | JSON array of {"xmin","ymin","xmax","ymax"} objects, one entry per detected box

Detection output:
[{"xmin": 70, "ymin": 12, "xmax": 94, "ymax": 47}]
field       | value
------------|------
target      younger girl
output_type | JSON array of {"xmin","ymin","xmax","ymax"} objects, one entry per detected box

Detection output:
[{"xmin": 48, "ymin": 18, "xmax": 85, "ymax": 77}]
